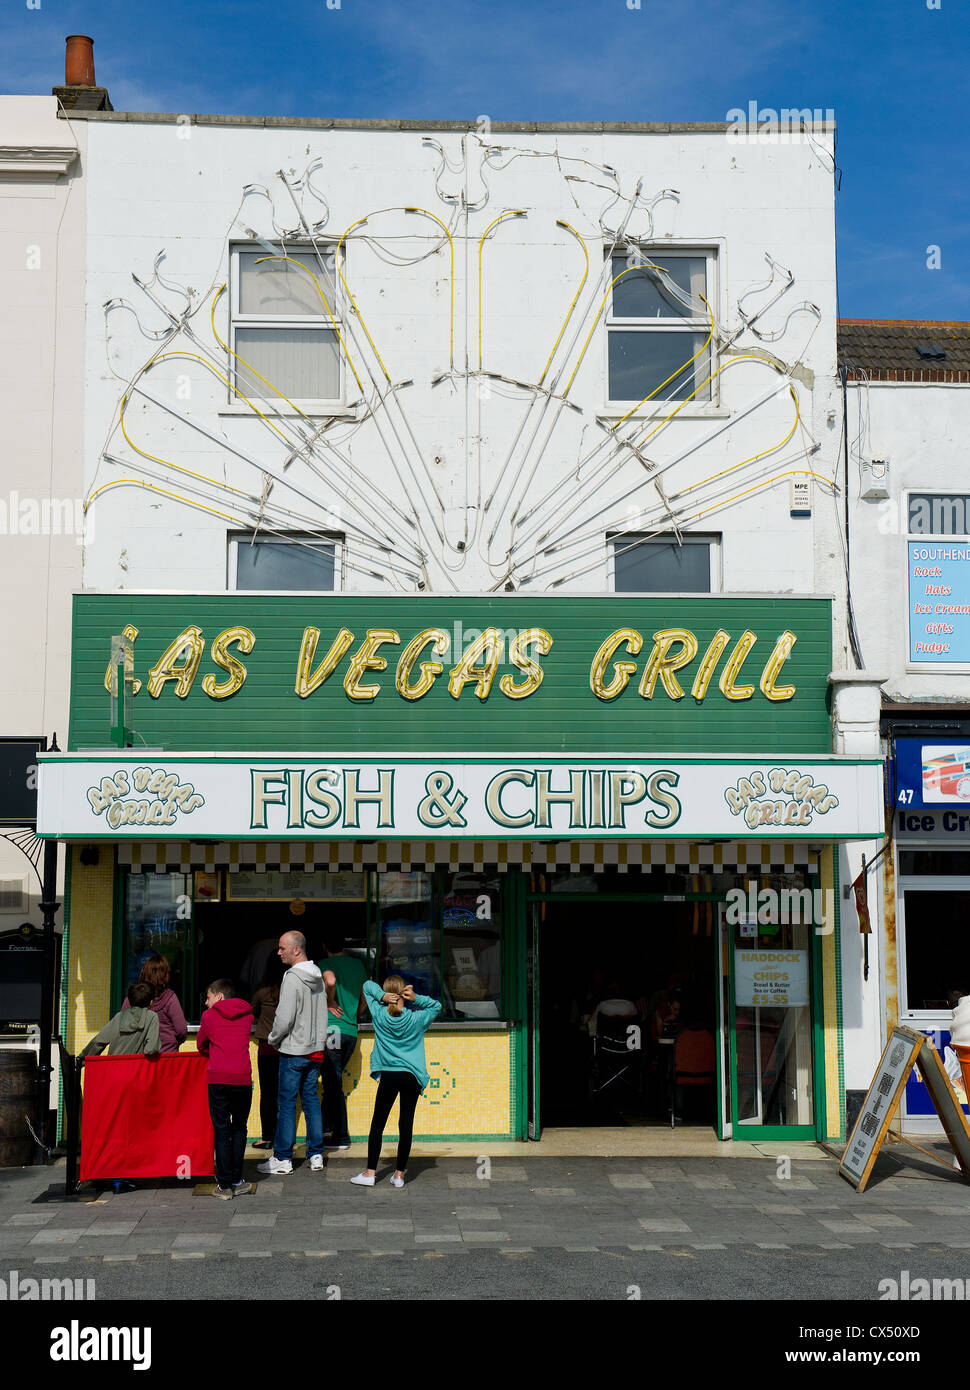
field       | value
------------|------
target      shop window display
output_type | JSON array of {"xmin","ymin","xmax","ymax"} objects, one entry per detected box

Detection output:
[
  {"xmin": 123, "ymin": 868, "xmax": 504, "ymax": 1024},
  {"xmin": 376, "ymin": 871, "xmax": 503, "ymax": 1021},
  {"xmin": 124, "ymin": 873, "xmax": 191, "ymax": 1005}
]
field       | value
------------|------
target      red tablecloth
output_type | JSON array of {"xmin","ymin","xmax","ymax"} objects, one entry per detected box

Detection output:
[{"xmin": 80, "ymin": 1053, "xmax": 214, "ymax": 1180}]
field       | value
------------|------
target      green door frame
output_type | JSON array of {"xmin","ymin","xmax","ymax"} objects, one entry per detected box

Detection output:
[
  {"xmin": 523, "ymin": 878, "xmax": 826, "ymax": 1142},
  {"xmin": 723, "ymin": 872, "xmax": 824, "ymax": 1141}
]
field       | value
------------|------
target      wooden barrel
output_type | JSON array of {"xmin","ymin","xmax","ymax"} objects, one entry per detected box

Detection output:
[{"xmin": 0, "ymin": 1050, "xmax": 36, "ymax": 1166}]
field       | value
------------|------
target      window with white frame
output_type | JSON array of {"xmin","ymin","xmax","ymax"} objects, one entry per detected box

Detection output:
[
  {"xmin": 611, "ymin": 533, "xmax": 719, "ymax": 593},
  {"xmin": 230, "ymin": 246, "xmax": 342, "ymax": 406},
  {"xmin": 606, "ymin": 248, "xmax": 714, "ymax": 406},
  {"xmin": 229, "ymin": 532, "xmax": 340, "ymax": 591}
]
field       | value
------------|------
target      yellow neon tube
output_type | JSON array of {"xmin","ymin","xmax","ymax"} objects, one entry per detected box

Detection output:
[
  {"xmin": 632, "ymin": 352, "xmax": 794, "ymax": 453},
  {"xmin": 674, "ymin": 386, "xmax": 801, "ymax": 498},
  {"xmin": 85, "ymin": 478, "xmax": 243, "ymax": 524},
  {"xmin": 253, "ymin": 254, "xmax": 364, "ymax": 395},
  {"xmin": 610, "ymin": 295, "xmax": 715, "ymax": 430},
  {"xmin": 690, "ymin": 468, "xmax": 835, "ymax": 523},
  {"xmin": 151, "ymin": 351, "xmax": 295, "ymax": 447},
  {"xmin": 538, "ymin": 221, "xmax": 589, "ymax": 386},
  {"xmin": 119, "ymin": 389, "xmax": 257, "ymax": 498},
  {"xmin": 210, "ymin": 284, "xmax": 314, "ymax": 419},
  {"xmin": 478, "ymin": 210, "xmax": 525, "ymax": 370},
  {"xmin": 336, "ymin": 217, "xmax": 391, "ymax": 384},
  {"xmin": 563, "ymin": 262, "xmax": 666, "ymax": 398}
]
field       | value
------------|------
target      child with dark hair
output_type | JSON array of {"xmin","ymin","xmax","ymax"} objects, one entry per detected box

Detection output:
[
  {"xmin": 196, "ymin": 979, "xmax": 254, "ymax": 1200},
  {"xmin": 82, "ymin": 982, "xmax": 161, "ymax": 1194},
  {"xmin": 82, "ymin": 982, "xmax": 161, "ymax": 1057}
]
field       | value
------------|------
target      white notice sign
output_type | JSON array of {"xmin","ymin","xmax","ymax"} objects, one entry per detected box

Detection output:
[{"xmin": 734, "ymin": 949, "xmax": 809, "ymax": 1008}]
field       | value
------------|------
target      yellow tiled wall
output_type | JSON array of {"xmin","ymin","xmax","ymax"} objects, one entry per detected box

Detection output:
[
  {"xmin": 66, "ymin": 844, "xmax": 115, "ymax": 1053},
  {"xmin": 229, "ymin": 1031, "xmax": 514, "ymax": 1142}
]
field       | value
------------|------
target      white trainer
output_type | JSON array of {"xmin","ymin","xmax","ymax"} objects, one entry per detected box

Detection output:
[
  {"xmin": 308, "ymin": 1154, "xmax": 324, "ymax": 1172},
  {"xmin": 257, "ymin": 1157, "xmax": 293, "ymax": 1175},
  {"xmin": 389, "ymin": 1174, "xmax": 405, "ymax": 1188},
  {"xmin": 350, "ymin": 1173, "xmax": 376, "ymax": 1186}
]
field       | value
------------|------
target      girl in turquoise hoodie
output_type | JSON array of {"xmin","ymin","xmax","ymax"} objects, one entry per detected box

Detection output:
[{"xmin": 351, "ymin": 976, "xmax": 442, "ymax": 1188}]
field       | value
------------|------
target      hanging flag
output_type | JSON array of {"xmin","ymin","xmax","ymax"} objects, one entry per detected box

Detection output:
[{"xmin": 853, "ymin": 865, "xmax": 871, "ymax": 935}]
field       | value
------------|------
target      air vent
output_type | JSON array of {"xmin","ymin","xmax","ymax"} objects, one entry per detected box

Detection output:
[
  {"xmin": 0, "ymin": 879, "xmax": 27, "ymax": 912},
  {"xmin": 916, "ymin": 342, "xmax": 946, "ymax": 360}
]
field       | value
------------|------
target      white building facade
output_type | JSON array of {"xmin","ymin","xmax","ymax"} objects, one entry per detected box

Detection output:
[
  {"xmin": 37, "ymin": 109, "xmax": 887, "ymax": 1146},
  {"xmin": 0, "ymin": 95, "xmax": 87, "ymax": 1148},
  {"xmin": 842, "ymin": 319, "xmax": 970, "ymax": 1133}
]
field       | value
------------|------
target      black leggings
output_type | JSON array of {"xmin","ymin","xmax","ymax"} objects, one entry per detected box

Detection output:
[{"xmin": 367, "ymin": 1071, "xmax": 422, "ymax": 1171}]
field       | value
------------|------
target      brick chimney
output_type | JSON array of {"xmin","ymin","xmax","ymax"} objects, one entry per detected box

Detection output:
[{"xmin": 53, "ymin": 35, "xmax": 113, "ymax": 112}]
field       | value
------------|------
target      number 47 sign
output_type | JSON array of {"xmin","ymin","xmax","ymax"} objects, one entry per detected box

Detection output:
[{"xmin": 840, "ymin": 1024, "xmax": 970, "ymax": 1192}]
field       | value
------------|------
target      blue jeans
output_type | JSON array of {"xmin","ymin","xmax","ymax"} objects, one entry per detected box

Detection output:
[
  {"xmin": 323, "ymin": 1031, "xmax": 358, "ymax": 1145},
  {"xmin": 274, "ymin": 1054, "xmax": 325, "ymax": 1161}
]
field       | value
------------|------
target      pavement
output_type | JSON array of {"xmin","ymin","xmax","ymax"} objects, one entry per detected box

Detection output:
[{"xmin": 2, "ymin": 1133, "xmax": 970, "ymax": 1305}]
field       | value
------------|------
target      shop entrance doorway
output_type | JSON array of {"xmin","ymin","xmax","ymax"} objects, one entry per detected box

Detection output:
[{"xmin": 530, "ymin": 899, "xmax": 717, "ymax": 1132}]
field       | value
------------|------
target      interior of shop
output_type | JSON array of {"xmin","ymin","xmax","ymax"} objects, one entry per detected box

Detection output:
[
  {"xmin": 537, "ymin": 899, "xmax": 717, "ymax": 1129},
  {"xmin": 122, "ymin": 869, "xmax": 503, "ymax": 1025},
  {"xmin": 194, "ymin": 900, "xmax": 368, "ymax": 1022}
]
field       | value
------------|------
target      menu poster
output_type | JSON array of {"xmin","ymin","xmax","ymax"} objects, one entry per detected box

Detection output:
[
  {"xmin": 227, "ymin": 870, "xmax": 366, "ymax": 901},
  {"xmin": 734, "ymin": 949, "xmax": 809, "ymax": 1008},
  {"xmin": 840, "ymin": 1025, "xmax": 924, "ymax": 1192},
  {"xmin": 908, "ymin": 542, "xmax": 970, "ymax": 663}
]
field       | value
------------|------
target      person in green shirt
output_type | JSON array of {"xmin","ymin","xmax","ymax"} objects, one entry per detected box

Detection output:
[{"xmin": 318, "ymin": 933, "xmax": 369, "ymax": 1149}]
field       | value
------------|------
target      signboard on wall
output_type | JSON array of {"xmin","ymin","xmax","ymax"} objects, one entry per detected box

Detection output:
[
  {"xmin": 894, "ymin": 739, "xmax": 970, "ymax": 811},
  {"xmin": 37, "ymin": 751, "xmax": 884, "ymax": 841},
  {"xmin": 0, "ymin": 738, "xmax": 44, "ymax": 825},
  {"xmin": 908, "ymin": 541, "xmax": 970, "ymax": 664},
  {"xmin": 0, "ymin": 923, "xmax": 45, "ymax": 1031},
  {"xmin": 67, "ymin": 594, "xmax": 834, "ymax": 756},
  {"xmin": 225, "ymin": 870, "xmax": 365, "ymax": 901}
]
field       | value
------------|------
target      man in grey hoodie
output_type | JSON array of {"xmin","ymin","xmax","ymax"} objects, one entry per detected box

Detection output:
[{"xmin": 257, "ymin": 930, "xmax": 336, "ymax": 1175}]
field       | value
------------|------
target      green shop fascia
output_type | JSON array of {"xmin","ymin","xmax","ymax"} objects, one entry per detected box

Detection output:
[{"xmin": 39, "ymin": 594, "xmax": 883, "ymax": 1143}]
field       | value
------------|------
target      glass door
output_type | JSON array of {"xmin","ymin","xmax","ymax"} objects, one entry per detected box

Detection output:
[{"xmin": 726, "ymin": 906, "xmax": 816, "ymax": 1139}]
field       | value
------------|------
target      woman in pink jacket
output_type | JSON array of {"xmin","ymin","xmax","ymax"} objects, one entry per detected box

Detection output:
[{"xmin": 121, "ymin": 953, "xmax": 188, "ymax": 1053}]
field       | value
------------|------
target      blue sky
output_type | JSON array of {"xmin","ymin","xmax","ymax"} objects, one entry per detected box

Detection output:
[{"xmin": 3, "ymin": 0, "xmax": 968, "ymax": 318}]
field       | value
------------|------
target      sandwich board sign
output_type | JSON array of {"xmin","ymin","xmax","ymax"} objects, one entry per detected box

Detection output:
[{"xmin": 840, "ymin": 1023, "xmax": 970, "ymax": 1192}]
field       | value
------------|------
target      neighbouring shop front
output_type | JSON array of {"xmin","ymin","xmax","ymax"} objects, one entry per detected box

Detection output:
[
  {"xmin": 885, "ymin": 730, "xmax": 970, "ymax": 1134},
  {"xmin": 38, "ymin": 594, "xmax": 883, "ymax": 1144}
]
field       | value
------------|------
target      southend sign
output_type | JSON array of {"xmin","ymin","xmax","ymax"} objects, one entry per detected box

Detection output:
[{"xmin": 37, "ymin": 753, "xmax": 883, "ymax": 841}]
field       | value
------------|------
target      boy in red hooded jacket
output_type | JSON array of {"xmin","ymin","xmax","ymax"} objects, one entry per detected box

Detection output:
[{"xmin": 196, "ymin": 979, "xmax": 254, "ymax": 1199}]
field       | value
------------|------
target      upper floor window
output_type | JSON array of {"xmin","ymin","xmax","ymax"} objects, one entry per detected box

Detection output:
[
  {"xmin": 230, "ymin": 246, "xmax": 342, "ymax": 406},
  {"xmin": 229, "ymin": 533, "xmax": 339, "ymax": 591},
  {"xmin": 611, "ymin": 533, "xmax": 718, "ymax": 592},
  {"xmin": 607, "ymin": 249, "xmax": 714, "ymax": 406}
]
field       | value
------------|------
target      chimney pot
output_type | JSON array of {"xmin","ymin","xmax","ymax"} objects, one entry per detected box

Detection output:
[{"xmin": 64, "ymin": 35, "xmax": 96, "ymax": 87}]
